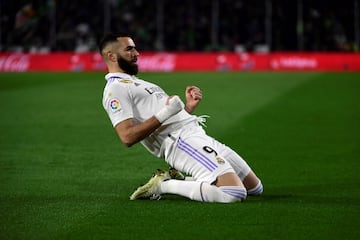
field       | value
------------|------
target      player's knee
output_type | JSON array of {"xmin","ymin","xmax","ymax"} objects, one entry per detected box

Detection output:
[{"xmin": 247, "ymin": 180, "xmax": 263, "ymax": 196}]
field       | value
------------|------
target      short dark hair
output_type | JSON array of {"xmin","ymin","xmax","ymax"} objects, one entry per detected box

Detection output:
[{"xmin": 98, "ymin": 32, "xmax": 131, "ymax": 54}]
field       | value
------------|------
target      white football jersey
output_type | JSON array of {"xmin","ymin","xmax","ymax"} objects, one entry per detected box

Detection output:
[{"xmin": 102, "ymin": 72, "xmax": 196, "ymax": 157}]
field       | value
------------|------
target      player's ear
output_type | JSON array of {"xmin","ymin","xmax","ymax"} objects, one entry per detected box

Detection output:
[{"xmin": 106, "ymin": 51, "xmax": 117, "ymax": 62}]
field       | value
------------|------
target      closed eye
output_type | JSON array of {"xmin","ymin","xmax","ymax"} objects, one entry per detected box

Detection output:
[{"xmin": 125, "ymin": 46, "xmax": 136, "ymax": 51}]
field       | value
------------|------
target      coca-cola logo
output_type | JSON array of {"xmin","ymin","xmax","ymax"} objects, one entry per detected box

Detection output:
[
  {"xmin": 0, "ymin": 54, "xmax": 30, "ymax": 72},
  {"xmin": 138, "ymin": 54, "xmax": 175, "ymax": 72},
  {"xmin": 271, "ymin": 56, "xmax": 318, "ymax": 69}
]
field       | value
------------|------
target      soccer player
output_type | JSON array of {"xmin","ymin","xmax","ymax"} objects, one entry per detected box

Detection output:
[{"xmin": 99, "ymin": 33, "xmax": 263, "ymax": 203}]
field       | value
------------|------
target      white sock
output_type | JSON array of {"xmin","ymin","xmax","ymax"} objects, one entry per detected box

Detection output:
[
  {"xmin": 160, "ymin": 180, "xmax": 247, "ymax": 203},
  {"xmin": 247, "ymin": 180, "xmax": 263, "ymax": 196}
]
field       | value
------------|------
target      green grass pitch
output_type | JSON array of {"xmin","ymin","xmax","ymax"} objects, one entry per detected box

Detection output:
[{"xmin": 0, "ymin": 71, "xmax": 359, "ymax": 240}]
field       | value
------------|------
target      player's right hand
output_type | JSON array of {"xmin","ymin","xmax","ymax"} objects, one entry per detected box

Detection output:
[
  {"xmin": 155, "ymin": 95, "xmax": 184, "ymax": 123},
  {"xmin": 166, "ymin": 95, "xmax": 185, "ymax": 115}
]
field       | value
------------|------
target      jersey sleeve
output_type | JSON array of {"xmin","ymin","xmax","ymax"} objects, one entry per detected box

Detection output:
[{"xmin": 103, "ymin": 82, "xmax": 134, "ymax": 127}]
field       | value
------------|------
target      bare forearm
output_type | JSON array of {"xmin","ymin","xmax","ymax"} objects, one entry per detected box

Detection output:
[
  {"xmin": 185, "ymin": 104, "xmax": 196, "ymax": 114},
  {"xmin": 115, "ymin": 117, "xmax": 161, "ymax": 147},
  {"xmin": 115, "ymin": 95, "xmax": 185, "ymax": 147}
]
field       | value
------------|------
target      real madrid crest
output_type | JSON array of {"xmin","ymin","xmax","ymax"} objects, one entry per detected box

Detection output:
[
  {"xmin": 215, "ymin": 156, "xmax": 225, "ymax": 164},
  {"xmin": 119, "ymin": 79, "xmax": 133, "ymax": 84}
]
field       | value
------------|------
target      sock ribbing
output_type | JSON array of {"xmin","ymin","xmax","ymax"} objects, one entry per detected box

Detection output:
[
  {"xmin": 219, "ymin": 186, "xmax": 247, "ymax": 201},
  {"xmin": 247, "ymin": 180, "xmax": 263, "ymax": 196}
]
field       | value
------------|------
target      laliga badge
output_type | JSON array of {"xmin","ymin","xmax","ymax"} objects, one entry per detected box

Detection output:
[{"xmin": 109, "ymin": 98, "xmax": 122, "ymax": 113}]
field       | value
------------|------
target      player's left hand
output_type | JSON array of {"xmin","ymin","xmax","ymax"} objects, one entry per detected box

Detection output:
[{"xmin": 185, "ymin": 86, "xmax": 202, "ymax": 113}]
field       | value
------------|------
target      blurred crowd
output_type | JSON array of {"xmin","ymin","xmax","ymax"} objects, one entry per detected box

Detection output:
[{"xmin": 0, "ymin": 0, "xmax": 358, "ymax": 52}]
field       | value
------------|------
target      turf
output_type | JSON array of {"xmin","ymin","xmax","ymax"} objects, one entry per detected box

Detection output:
[{"xmin": 0, "ymin": 71, "xmax": 359, "ymax": 240}]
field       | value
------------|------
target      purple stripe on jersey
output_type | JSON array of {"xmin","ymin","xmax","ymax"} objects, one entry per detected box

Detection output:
[
  {"xmin": 177, "ymin": 142, "xmax": 215, "ymax": 171},
  {"xmin": 177, "ymin": 138, "xmax": 217, "ymax": 171},
  {"xmin": 107, "ymin": 76, "xmax": 121, "ymax": 83}
]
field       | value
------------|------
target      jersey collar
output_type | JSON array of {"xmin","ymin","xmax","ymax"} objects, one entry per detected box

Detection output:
[{"xmin": 105, "ymin": 72, "xmax": 135, "ymax": 82}]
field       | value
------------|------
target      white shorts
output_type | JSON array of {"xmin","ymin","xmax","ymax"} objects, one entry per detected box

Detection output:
[{"xmin": 163, "ymin": 123, "xmax": 251, "ymax": 184}]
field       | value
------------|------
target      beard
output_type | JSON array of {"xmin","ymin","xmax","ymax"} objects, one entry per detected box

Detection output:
[{"xmin": 117, "ymin": 55, "xmax": 138, "ymax": 75}]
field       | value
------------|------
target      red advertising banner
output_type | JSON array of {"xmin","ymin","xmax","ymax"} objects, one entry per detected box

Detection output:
[{"xmin": 0, "ymin": 52, "xmax": 359, "ymax": 72}]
